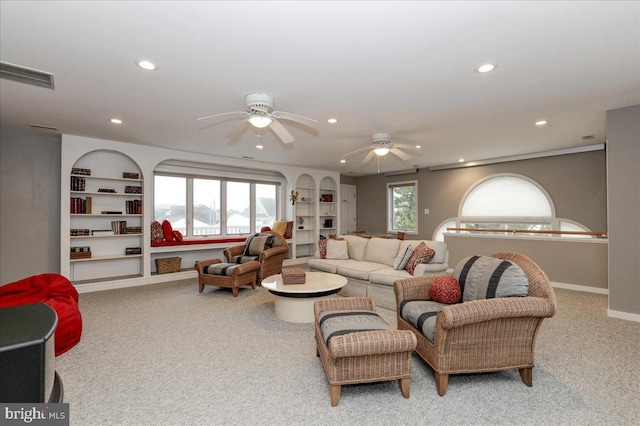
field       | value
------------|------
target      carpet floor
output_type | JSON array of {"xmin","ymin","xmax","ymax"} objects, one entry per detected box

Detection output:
[{"xmin": 55, "ymin": 279, "xmax": 640, "ymax": 425}]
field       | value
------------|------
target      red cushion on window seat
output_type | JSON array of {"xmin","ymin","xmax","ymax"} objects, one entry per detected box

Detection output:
[{"xmin": 151, "ymin": 237, "xmax": 247, "ymax": 247}]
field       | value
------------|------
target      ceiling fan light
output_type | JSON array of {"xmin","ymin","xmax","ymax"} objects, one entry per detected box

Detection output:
[
  {"xmin": 248, "ymin": 115, "xmax": 272, "ymax": 128},
  {"xmin": 374, "ymin": 147, "xmax": 390, "ymax": 156}
]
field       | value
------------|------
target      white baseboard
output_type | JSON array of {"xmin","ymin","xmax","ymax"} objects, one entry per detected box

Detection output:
[
  {"xmin": 607, "ymin": 309, "xmax": 640, "ymax": 322},
  {"xmin": 550, "ymin": 281, "xmax": 608, "ymax": 295},
  {"xmin": 75, "ymin": 270, "xmax": 197, "ymax": 293}
]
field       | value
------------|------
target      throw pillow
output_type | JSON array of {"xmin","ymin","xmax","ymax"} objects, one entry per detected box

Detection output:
[
  {"xmin": 405, "ymin": 242, "xmax": 436, "ymax": 275},
  {"xmin": 283, "ymin": 221, "xmax": 294, "ymax": 239},
  {"xmin": 172, "ymin": 230, "xmax": 183, "ymax": 242},
  {"xmin": 150, "ymin": 221, "xmax": 164, "ymax": 242},
  {"xmin": 318, "ymin": 239, "xmax": 327, "ymax": 259},
  {"xmin": 161, "ymin": 220, "xmax": 173, "ymax": 242},
  {"xmin": 271, "ymin": 221, "xmax": 288, "ymax": 236},
  {"xmin": 243, "ymin": 234, "xmax": 274, "ymax": 256},
  {"xmin": 453, "ymin": 255, "xmax": 529, "ymax": 302},
  {"xmin": 429, "ymin": 276, "xmax": 462, "ymax": 304},
  {"xmin": 326, "ymin": 239, "xmax": 349, "ymax": 260},
  {"xmin": 393, "ymin": 244, "xmax": 413, "ymax": 270}
]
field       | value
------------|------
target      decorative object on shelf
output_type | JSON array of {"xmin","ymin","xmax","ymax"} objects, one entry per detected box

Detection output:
[
  {"xmin": 282, "ymin": 268, "xmax": 306, "ymax": 284},
  {"xmin": 290, "ymin": 190, "xmax": 299, "ymax": 205},
  {"xmin": 98, "ymin": 188, "xmax": 117, "ymax": 193},
  {"xmin": 298, "ymin": 217, "xmax": 304, "ymax": 225},
  {"xmin": 122, "ymin": 172, "xmax": 139, "ymax": 179},
  {"xmin": 71, "ymin": 167, "xmax": 91, "ymax": 176},
  {"xmin": 155, "ymin": 257, "xmax": 181, "ymax": 274},
  {"xmin": 125, "ymin": 247, "xmax": 142, "ymax": 255},
  {"xmin": 323, "ymin": 218, "xmax": 333, "ymax": 228},
  {"xmin": 70, "ymin": 246, "xmax": 91, "ymax": 259},
  {"xmin": 124, "ymin": 185, "xmax": 142, "ymax": 194},
  {"xmin": 321, "ymin": 194, "xmax": 333, "ymax": 202}
]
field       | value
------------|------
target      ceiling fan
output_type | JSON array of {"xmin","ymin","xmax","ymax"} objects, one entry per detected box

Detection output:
[
  {"xmin": 341, "ymin": 133, "xmax": 421, "ymax": 163},
  {"xmin": 197, "ymin": 93, "xmax": 319, "ymax": 144}
]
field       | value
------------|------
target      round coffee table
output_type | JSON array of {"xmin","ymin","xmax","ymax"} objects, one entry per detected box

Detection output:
[{"xmin": 262, "ymin": 272, "xmax": 348, "ymax": 323}]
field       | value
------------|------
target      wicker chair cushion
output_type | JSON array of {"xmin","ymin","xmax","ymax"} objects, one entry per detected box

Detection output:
[
  {"xmin": 399, "ymin": 300, "xmax": 448, "ymax": 342},
  {"xmin": 453, "ymin": 255, "xmax": 529, "ymax": 302},
  {"xmin": 318, "ymin": 310, "xmax": 390, "ymax": 345},
  {"xmin": 203, "ymin": 263, "xmax": 243, "ymax": 276},
  {"xmin": 231, "ymin": 255, "xmax": 259, "ymax": 264},
  {"xmin": 243, "ymin": 234, "xmax": 274, "ymax": 256}
]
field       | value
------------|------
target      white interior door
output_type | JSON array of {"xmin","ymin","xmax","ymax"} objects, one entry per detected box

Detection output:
[{"xmin": 340, "ymin": 184, "xmax": 357, "ymax": 235}]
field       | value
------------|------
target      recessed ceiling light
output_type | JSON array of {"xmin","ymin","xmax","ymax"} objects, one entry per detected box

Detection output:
[
  {"xmin": 136, "ymin": 60, "xmax": 156, "ymax": 71},
  {"xmin": 256, "ymin": 145, "xmax": 263, "ymax": 150},
  {"xmin": 535, "ymin": 120, "xmax": 547, "ymax": 126},
  {"xmin": 110, "ymin": 118, "xmax": 123, "ymax": 124},
  {"xmin": 458, "ymin": 158, "xmax": 465, "ymax": 163},
  {"xmin": 340, "ymin": 159, "xmax": 346, "ymax": 163},
  {"xmin": 328, "ymin": 118, "xmax": 338, "ymax": 124},
  {"xmin": 475, "ymin": 63, "xmax": 498, "ymax": 73}
]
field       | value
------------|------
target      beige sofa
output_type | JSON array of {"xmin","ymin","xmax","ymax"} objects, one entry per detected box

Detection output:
[{"xmin": 308, "ymin": 235, "xmax": 449, "ymax": 310}]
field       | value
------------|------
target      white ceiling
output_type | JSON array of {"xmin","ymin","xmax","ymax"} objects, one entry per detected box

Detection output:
[{"xmin": 1, "ymin": 1, "xmax": 639, "ymax": 176}]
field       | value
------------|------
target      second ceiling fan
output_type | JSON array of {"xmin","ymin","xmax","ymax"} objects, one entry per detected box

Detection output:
[
  {"xmin": 341, "ymin": 133, "xmax": 421, "ymax": 163},
  {"xmin": 197, "ymin": 93, "xmax": 319, "ymax": 144}
]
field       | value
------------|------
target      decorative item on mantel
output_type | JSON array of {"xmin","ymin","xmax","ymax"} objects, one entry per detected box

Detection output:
[
  {"xmin": 282, "ymin": 268, "xmax": 306, "ymax": 284},
  {"xmin": 289, "ymin": 190, "xmax": 299, "ymax": 205}
]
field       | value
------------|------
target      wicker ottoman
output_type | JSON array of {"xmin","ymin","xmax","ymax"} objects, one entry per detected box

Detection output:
[
  {"xmin": 314, "ymin": 297, "xmax": 417, "ymax": 406},
  {"xmin": 194, "ymin": 259, "xmax": 260, "ymax": 297}
]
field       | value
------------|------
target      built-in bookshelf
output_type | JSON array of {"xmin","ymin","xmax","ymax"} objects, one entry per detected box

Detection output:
[
  {"xmin": 319, "ymin": 176, "xmax": 337, "ymax": 240},
  {"xmin": 67, "ymin": 151, "xmax": 144, "ymax": 283},
  {"xmin": 294, "ymin": 174, "xmax": 316, "ymax": 258}
]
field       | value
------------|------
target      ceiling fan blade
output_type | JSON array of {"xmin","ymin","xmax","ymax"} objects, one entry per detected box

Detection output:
[
  {"xmin": 390, "ymin": 147, "xmax": 411, "ymax": 161},
  {"xmin": 363, "ymin": 150, "xmax": 376, "ymax": 163},
  {"xmin": 272, "ymin": 111, "xmax": 319, "ymax": 130},
  {"xmin": 269, "ymin": 119, "xmax": 295, "ymax": 144},
  {"xmin": 394, "ymin": 143, "xmax": 420, "ymax": 151},
  {"xmin": 226, "ymin": 120, "xmax": 251, "ymax": 141},
  {"xmin": 341, "ymin": 146, "xmax": 371, "ymax": 159},
  {"xmin": 196, "ymin": 111, "xmax": 247, "ymax": 122}
]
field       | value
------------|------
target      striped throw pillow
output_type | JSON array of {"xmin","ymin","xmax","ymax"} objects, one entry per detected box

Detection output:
[{"xmin": 453, "ymin": 255, "xmax": 529, "ymax": 302}]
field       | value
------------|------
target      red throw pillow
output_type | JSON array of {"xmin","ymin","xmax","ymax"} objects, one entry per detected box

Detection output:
[
  {"xmin": 162, "ymin": 220, "xmax": 173, "ymax": 241},
  {"xmin": 173, "ymin": 230, "xmax": 183, "ymax": 241},
  {"xmin": 430, "ymin": 276, "xmax": 462, "ymax": 304},
  {"xmin": 318, "ymin": 239, "xmax": 328, "ymax": 259},
  {"xmin": 283, "ymin": 221, "xmax": 294, "ymax": 239}
]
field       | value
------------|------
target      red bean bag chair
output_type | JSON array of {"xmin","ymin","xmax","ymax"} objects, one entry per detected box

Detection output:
[{"xmin": 0, "ymin": 273, "xmax": 82, "ymax": 356}]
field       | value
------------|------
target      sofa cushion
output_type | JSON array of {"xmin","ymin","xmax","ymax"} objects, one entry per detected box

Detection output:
[
  {"xmin": 399, "ymin": 240, "xmax": 447, "ymax": 264},
  {"xmin": 412, "ymin": 262, "xmax": 450, "ymax": 275},
  {"xmin": 453, "ymin": 255, "xmax": 529, "ymax": 302},
  {"xmin": 363, "ymin": 238, "xmax": 401, "ymax": 267},
  {"xmin": 342, "ymin": 235, "xmax": 368, "ymax": 261},
  {"xmin": 393, "ymin": 244, "xmax": 413, "ymax": 270},
  {"xmin": 405, "ymin": 243, "xmax": 436, "ymax": 275},
  {"xmin": 326, "ymin": 239, "xmax": 349, "ymax": 260},
  {"xmin": 307, "ymin": 258, "xmax": 354, "ymax": 274},
  {"xmin": 399, "ymin": 300, "xmax": 448, "ymax": 343},
  {"xmin": 318, "ymin": 310, "xmax": 390, "ymax": 345},
  {"xmin": 369, "ymin": 268, "xmax": 413, "ymax": 286},
  {"xmin": 337, "ymin": 261, "xmax": 388, "ymax": 281},
  {"xmin": 430, "ymin": 276, "xmax": 462, "ymax": 304}
]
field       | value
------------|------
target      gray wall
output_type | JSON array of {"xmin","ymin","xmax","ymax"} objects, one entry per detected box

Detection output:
[
  {"xmin": 354, "ymin": 149, "xmax": 607, "ymax": 238},
  {"xmin": 0, "ymin": 128, "xmax": 61, "ymax": 285},
  {"xmin": 606, "ymin": 104, "xmax": 640, "ymax": 316}
]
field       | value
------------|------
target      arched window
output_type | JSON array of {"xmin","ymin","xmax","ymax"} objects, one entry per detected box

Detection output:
[{"xmin": 433, "ymin": 174, "xmax": 594, "ymax": 241}]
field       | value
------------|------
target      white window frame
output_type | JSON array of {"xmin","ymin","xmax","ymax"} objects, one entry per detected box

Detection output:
[{"xmin": 387, "ymin": 180, "xmax": 418, "ymax": 234}]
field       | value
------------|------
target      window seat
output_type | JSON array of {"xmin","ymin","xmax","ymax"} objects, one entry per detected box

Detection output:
[{"xmin": 150, "ymin": 236, "xmax": 292, "ymax": 254}]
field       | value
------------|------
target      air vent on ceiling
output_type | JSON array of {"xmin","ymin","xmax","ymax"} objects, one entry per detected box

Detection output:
[{"xmin": 0, "ymin": 61, "xmax": 54, "ymax": 89}]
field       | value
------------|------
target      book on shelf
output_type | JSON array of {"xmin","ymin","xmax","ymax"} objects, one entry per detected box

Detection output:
[
  {"xmin": 122, "ymin": 172, "xmax": 139, "ymax": 179},
  {"xmin": 125, "ymin": 200, "xmax": 143, "ymax": 214},
  {"xmin": 70, "ymin": 228, "xmax": 90, "ymax": 236},
  {"xmin": 101, "ymin": 211, "xmax": 122, "ymax": 214},
  {"xmin": 70, "ymin": 246, "xmax": 91, "ymax": 259},
  {"xmin": 110, "ymin": 220, "xmax": 127, "ymax": 235},
  {"xmin": 91, "ymin": 229, "xmax": 115, "ymax": 236},
  {"xmin": 70, "ymin": 196, "xmax": 92, "ymax": 214},
  {"xmin": 70, "ymin": 176, "xmax": 86, "ymax": 191},
  {"xmin": 124, "ymin": 185, "xmax": 143, "ymax": 194},
  {"xmin": 71, "ymin": 168, "xmax": 91, "ymax": 176},
  {"xmin": 125, "ymin": 247, "xmax": 142, "ymax": 255},
  {"xmin": 125, "ymin": 226, "xmax": 142, "ymax": 234}
]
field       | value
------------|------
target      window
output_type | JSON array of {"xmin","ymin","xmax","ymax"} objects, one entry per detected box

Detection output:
[
  {"xmin": 432, "ymin": 174, "xmax": 595, "ymax": 241},
  {"xmin": 387, "ymin": 181, "xmax": 417, "ymax": 233},
  {"xmin": 154, "ymin": 174, "xmax": 280, "ymax": 237}
]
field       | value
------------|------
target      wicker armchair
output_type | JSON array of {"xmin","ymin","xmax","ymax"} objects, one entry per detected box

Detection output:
[
  {"xmin": 223, "ymin": 232, "xmax": 289, "ymax": 285},
  {"xmin": 394, "ymin": 252, "xmax": 557, "ymax": 396}
]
